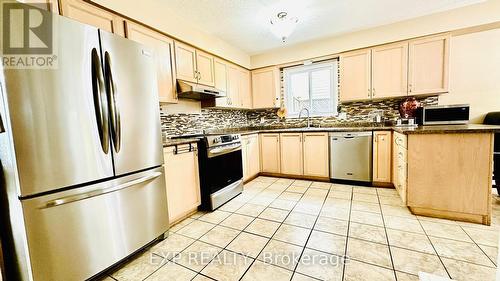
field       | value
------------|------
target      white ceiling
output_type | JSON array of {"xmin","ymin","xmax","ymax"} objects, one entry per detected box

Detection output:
[{"xmin": 160, "ymin": 0, "xmax": 486, "ymax": 55}]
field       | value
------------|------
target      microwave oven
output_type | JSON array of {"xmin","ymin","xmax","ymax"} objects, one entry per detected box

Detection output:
[{"xmin": 416, "ymin": 104, "xmax": 470, "ymax": 125}]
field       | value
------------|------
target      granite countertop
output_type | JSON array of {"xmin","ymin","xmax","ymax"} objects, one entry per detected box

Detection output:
[
  {"xmin": 392, "ymin": 124, "xmax": 500, "ymax": 134},
  {"xmin": 163, "ymin": 124, "xmax": 500, "ymax": 146},
  {"xmin": 163, "ymin": 137, "xmax": 201, "ymax": 147}
]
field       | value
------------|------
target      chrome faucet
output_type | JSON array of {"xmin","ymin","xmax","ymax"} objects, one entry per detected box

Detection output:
[{"xmin": 298, "ymin": 108, "xmax": 311, "ymax": 128}]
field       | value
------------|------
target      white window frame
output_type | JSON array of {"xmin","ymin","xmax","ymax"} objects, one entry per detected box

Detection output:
[{"xmin": 284, "ymin": 60, "xmax": 338, "ymax": 118}]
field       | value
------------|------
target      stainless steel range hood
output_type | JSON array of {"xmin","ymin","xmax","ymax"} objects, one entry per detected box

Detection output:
[{"xmin": 176, "ymin": 79, "xmax": 225, "ymax": 100}]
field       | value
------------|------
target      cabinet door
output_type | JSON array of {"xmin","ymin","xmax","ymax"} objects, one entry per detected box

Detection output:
[
  {"xmin": 59, "ymin": 0, "xmax": 124, "ymax": 36},
  {"xmin": 214, "ymin": 59, "xmax": 230, "ymax": 107},
  {"xmin": 372, "ymin": 42, "xmax": 408, "ymax": 99},
  {"xmin": 260, "ymin": 134, "xmax": 280, "ymax": 173},
  {"xmin": 392, "ymin": 132, "xmax": 408, "ymax": 204},
  {"xmin": 340, "ymin": 49, "xmax": 372, "ymax": 102},
  {"xmin": 409, "ymin": 34, "xmax": 450, "ymax": 95},
  {"xmin": 252, "ymin": 67, "xmax": 280, "ymax": 109},
  {"xmin": 227, "ymin": 65, "xmax": 240, "ymax": 108},
  {"xmin": 241, "ymin": 136, "xmax": 250, "ymax": 181},
  {"xmin": 164, "ymin": 144, "xmax": 201, "ymax": 223},
  {"xmin": 174, "ymin": 41, "xmax": 197, "ymax": 83},
  {"xmin": 239, "ymin": 69, "xmax": 252, "ymax": 109},
  {"xmin": 125, "ymin": 21, "xmax": 177, "ymax": 104},
  {"xmin": 280, "ymin": 133, "xmax": 303, "ymax": 175},
  {"xmin": 248, "ymin": 134, "xmax": 261, "ymax": 178},
  {"xmin": 373, "ymin": 131, "xmax": 392, "ymax": 183},
  {"xmin": 196, "ymin": 50, "xmax": 215, "ymax": 86},
  {"xmin": 303, "ymin": 132, "xmax": 329, "ymax": 177}
]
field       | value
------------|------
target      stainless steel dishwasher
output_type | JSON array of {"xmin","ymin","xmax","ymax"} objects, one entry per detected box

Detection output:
[{"xmin": 330, "ymin": 131, "xmax": 373, "ymax": 182}]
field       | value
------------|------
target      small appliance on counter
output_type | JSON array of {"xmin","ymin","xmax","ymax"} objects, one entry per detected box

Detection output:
[
  {"xmin": 396, "ymin": 97, "xmax": 420, "ymax": 128},
  {"xmin": 416, "ymin": 104, "xmax": 470, "ymax": 125}
]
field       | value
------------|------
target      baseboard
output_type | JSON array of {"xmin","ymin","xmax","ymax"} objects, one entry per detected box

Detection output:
[{"xmin": 258, "ymin": 172, "xmax": 330, "ymax": 182}]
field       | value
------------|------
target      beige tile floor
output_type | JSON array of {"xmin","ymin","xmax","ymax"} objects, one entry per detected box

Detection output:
[{"xmin": 104, "ymin": 177, "xmax": 500, "ymax": 281}]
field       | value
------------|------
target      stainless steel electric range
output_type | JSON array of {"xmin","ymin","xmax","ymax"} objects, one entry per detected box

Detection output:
[{"xmin": 197, "ymin": 134, "xmax": 243, "ymax": 210}]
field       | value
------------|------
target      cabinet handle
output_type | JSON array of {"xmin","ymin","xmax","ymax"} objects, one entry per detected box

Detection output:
[
  {"xmin": 409, "ymin": 84, "xmax": 412, "ymax": 93},
  {"xmin": 372, "ymin": 88, "xmax": 376, "ymax": 97},
  {"xmin": 368, "ymin": 89, "xmax": 371, "ymax": 97}
]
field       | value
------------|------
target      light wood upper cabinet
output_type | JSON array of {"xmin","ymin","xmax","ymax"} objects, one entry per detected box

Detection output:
[
  {"xmin": 409, "ymin": 34, "xmax": 450, "ymax": 95},
  {"xmin": 174, "ymin": 41, "xmax": 215, "ymax": 86},
  {"xmin": 125, "ymin": 21, "xmax": 177, "ymax": 104},
  {"xmin": 174, "ymin": 41, "xmax": 197, "ymax": 83},
  {"xmin": 372, "ymin": 42, "xmax": 408, "ymax": 99},
  {"xmin": 214, "ymin": 59, "xmax": 230, "ymax": 107},
  {"xmin": 280, "ymin": 133, "xmax": 304, "ymax": 175},
  {"xmin": 260, "ymin": 134, "xmax": 280, "ymax": 174},
  {"xmin": 59, "ymin": 0, "xmax": 124, "ymax": 36},
  {"xmin": 164, "ymin": 143, "xmax": 201, "ymax": 224},
  {"xmin": 196, "ymin": 50, "xmax": 215, "ymax": 86},
  {"xmin": 242, "ymin": 134, "xmax": 260, "ymax": 181},
  {"xmin": 252, "ymin": 67, "xmax": 280, "ymax": 109},
  {"xmin": 303, "ymin": 132, "xmax": 329, "ymax": 178},
  {"xmin": 373, "ymin": 131, "xmax": 392, "ymax": 183},
  {"xmin": 227, "ymin": 65, "xmax": 241, "ymax": 108},
  {"xmin": 239, "ymin": 69, "xmax": 252, "ymax": 109},
  {"xmin": 340, "ymin": 48, "xmax": 371, "ymax": 102},
  {"xmin": 214, "ymin": 59, "xmax": 228, "ymax": 92}
]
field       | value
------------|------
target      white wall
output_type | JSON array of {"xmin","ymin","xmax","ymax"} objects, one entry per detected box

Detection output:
[
  {"xmin": 250, "ymin": 0, "xmax": 500, "ymax": 69},
  {"xmin": 91, "ymin": 0, "xmax": 251, "ymax": 68},
  {"xmin": 439, "ymin": 28, "xmax": 500, "ymax": 123}
]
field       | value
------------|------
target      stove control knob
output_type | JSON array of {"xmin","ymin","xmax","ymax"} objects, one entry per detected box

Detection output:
[
  {"xmin": 232, "ymin": 135, "xmax": 239, "ymax": 140},
  {"xmin": 213, "ymin": 137, "xmax": 221, "ymax": 144}
]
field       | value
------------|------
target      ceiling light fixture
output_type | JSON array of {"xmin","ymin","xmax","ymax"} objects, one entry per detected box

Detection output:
[{"xmin": 270, "ymin": 11, "xmax": 298, "ymax": 43}]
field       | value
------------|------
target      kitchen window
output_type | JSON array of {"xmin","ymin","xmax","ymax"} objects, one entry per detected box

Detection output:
[{"xmin": 284, "ymin": 60, "xmax": 338, "ymax": 117}]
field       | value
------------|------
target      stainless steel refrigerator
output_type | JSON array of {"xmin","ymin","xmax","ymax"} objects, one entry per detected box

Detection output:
[{"xmin": 0, "ymin": 7, "xmax": 168, "ymax": 281}]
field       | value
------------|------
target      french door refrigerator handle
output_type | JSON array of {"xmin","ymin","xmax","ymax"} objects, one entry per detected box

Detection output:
[
  {"xmin": 104, "ymin": 51, "xmax": 121, "ymax": 153},
  {"xmin": 41, "ymin": 171, "xmax": 162, "ymax": 208},
  {"xmin": 91, "ymin": 48, "xmax": 110, "ymax": 154}
]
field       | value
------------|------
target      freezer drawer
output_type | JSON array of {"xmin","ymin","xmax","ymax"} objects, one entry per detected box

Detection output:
[
  {"xmin": 330, "ymin": 132, "xmax": 373, "ymax": 182},
  {"xmin": 21, "ymin": 167, "xmax": 168, "ymax": 281}
]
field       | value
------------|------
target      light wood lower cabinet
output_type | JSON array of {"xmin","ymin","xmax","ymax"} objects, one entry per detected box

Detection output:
[
  {"xmin": 373, "ymin": 131, "xmax": 392, "ymax": 183},
  {"xmin": 407, "ymin": 133, "xmax": 493, "ymax": 224},
  {"xmin": 124, "ymin": 21, "xmax": 177, "ymax": 103},
  {"xmin": 242, "ymin": 134, "xmax": 260, "ymax": 181},
  {"xmin": 392, "ymin": 132, "xmax": 408, "ymax": 204},
  {"xmin": 260, "ymin": 134, "xmax": 281, "ymax": 173},
  {"xmin": 164, "ymin": 143, "xmax": 201, "ymax": 224},
  {"xmin": 280, "ymin": 133, "xmax": 304, "ymax": 175},
  {"xmin": 303, "ymin": 132, "xmax": 329, "ymax": 177},
  {"xmin": 59, "ymin": 0, "xmax": 125, "ymax": 36}
]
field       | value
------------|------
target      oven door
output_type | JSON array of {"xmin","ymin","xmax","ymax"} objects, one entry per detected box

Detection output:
[{"xmin": 205, "ymin": 144, "xmax": 243, "ymax": 194}]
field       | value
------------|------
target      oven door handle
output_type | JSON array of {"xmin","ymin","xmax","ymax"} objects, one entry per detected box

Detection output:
[{"xmin": 207, "ymin": 144, "xmax": 242, "ymax": 158}]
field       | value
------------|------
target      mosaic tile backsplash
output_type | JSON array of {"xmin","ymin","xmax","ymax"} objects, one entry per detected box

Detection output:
[{"xmin": 160, "ymin": 96, "xmax": 439, "ymax": 137}]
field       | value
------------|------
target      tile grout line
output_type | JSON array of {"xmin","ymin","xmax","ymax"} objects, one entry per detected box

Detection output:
[
  {"xmin": 340, "ymin": 186, "xmax": 354, "ymax": 281},
  {"xmin": 415, "ymin": 217, "xmax": 453, "ymax": 279},
  {"xmin": 166, "ymin": 178, "xmax": 281, "ymax": 280},
  {"xmin": 376, "ymin": 188, "xmax": 399, "ymax": 281},
  {"xmin": 289, "ymin": 182, "xmax": 337, "ymax": 281},
  {"xmin": 458, "ymin": 224, "xmax": 498, "ymax": 268},
  {"xmin": 236, "ymin": 179, "xmax": 307, "ymax": 281}
]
